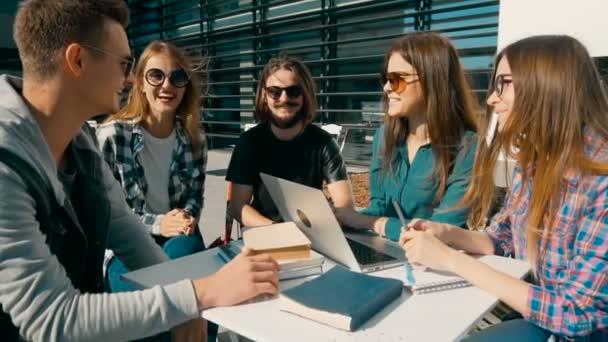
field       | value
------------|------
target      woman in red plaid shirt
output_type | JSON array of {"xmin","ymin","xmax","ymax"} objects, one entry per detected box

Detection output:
[{"xmin": 400, "ymin": 35, "xmax": 608, "ymax": 341}]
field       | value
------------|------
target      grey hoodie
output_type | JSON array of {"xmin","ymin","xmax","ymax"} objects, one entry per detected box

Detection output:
[{"xmin": 0, "ymin": 75, "xmax": 199, "ymax": 341}]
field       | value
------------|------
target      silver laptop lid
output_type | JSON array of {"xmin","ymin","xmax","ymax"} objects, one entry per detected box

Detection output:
[{"xmin": 260, "ymin": 173, "xmax": 363, "ymax": 272}]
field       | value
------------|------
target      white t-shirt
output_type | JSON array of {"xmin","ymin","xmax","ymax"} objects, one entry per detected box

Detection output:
[{"xmin": 138, "ymin": 127, "xmax": 176, "ymax": 214}]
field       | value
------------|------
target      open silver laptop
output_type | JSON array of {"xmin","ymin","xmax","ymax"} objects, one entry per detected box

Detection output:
[{"xmin": 260, "ymin": 173, "xmax": 405, "ymax": 273}]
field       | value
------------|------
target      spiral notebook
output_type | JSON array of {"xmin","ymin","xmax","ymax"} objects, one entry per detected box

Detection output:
[
  {"xmin": 404, "ymin": 264, "xmax": 471, "ymax": 294},
  {"xmin": 391, "ymin": 200, "xmax": 470, "ymax": 294}
]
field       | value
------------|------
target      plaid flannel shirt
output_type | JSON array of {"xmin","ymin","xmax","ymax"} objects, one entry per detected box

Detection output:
[
  {"xmin": 96, "ymin": 119, "xmax": 207, "ymax": 235},
  {"xmin": 486, "ymin": 128, "xmax": 608, "ymax": 340}
]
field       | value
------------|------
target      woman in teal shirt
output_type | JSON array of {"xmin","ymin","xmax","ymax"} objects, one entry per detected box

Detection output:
[{"xmin": 336, "ymin": 32, "xmax": 478, "ymax": 241}]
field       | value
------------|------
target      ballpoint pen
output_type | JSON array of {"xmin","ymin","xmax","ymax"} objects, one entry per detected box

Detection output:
[{"xmin": 392, "ymin": 200, "xmax": 416, "ymax": 286}]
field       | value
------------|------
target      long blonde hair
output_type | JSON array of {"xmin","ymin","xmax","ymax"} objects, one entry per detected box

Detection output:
[
  {"xmin": 463, "ymin": 35, "xmax": 608, "ymax": 265},
  {"xmin": 382, "ymin": 32, "xmax": 478, "ymax": 204},
  {"xmin": 108, "ymin": 41, "xmax": 204, "ymax": 156}
]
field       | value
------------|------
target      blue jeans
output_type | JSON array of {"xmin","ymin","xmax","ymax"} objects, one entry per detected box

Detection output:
[
  {"xmin": 464, "ymin": 319, "xmax": 605, "ymax": 342},
  {"xmin": 107, "ymin": 233, "xmax": 218, "ymax": 342},
  {"xmin": 463, "ymin": 319, "xmax": 550, "ymax": 342},
  {"xmin": 107, "ymin": 234, "xmax": 205, "ymax": 291}
]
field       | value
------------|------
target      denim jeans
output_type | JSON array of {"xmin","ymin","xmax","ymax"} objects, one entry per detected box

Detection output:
[
  {"xmin": 464, "ymin": 319, "xmax": 605, "ymax": 342},
  {"xmin": 107, "ymin": 233, "xmax": 218, "ymax": 342},
  {"xmin": 463, "ymin": 319, "xmax": 551, "ymax": 342},
  {"xmin": 107, "ymin": 234, "xmax": 204, "ymax": 291}
]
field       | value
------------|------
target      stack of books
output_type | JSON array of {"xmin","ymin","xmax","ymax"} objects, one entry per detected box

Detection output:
[
  {"xmin": 223, "ymin": 222, "xmax": 324, "ymax": 280},
  {"xmin": 242, "ymin": 221, "xmax": 311, "ymax": 260},
  {"xmin": 275, "ymin": 251, "xmax": 324, "ymax": 280}
]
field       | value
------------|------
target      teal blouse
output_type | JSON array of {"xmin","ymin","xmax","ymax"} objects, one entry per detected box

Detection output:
[{"xmin": 360, "ymin": 126, "xmax": 477, "ymax": 241}]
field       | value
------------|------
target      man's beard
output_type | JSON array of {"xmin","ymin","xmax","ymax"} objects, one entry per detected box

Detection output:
[{"xmin": 268, "ymin": 104, "xmax": 302, "ymax": 129}]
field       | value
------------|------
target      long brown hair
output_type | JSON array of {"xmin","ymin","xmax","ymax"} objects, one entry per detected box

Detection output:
[
  {"xmin": 382, "ymin": 32, "xmax": 478, "ymax": 204},
  {"xmin": 463, "ymin": 35, "xmax": 608, "ymax": 265},
  {"xmin": 108, "ymin": 41, "xmax": 204, "ymax": 156},
  {"xmin": 254, "ymin": 54, "xmax": 317, "ymax": 126}
]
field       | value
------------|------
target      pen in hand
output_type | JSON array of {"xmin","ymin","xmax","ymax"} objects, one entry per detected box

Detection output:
[{"xmin": 392, "ymin": 200, "xmax": 416, "ymax": 286}]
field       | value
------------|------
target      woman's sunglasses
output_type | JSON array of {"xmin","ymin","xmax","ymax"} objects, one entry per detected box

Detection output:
[
  {"xmin": 145, "ymin": 68, "xmax": 190, "ymax": 88},
  {"xmin": 381, "ymin": 71, "xmax": 418, "ymax": 93},
  {"xmin": 264, "ymin": 85, "xmax": 303, "ymax": 100}
]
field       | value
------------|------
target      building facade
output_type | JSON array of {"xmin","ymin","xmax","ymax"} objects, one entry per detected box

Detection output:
[{"xmin": 126, "ymin": 0, "xmax": 500, "ymax": 148}]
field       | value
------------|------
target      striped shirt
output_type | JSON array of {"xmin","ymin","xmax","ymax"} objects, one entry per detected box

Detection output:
[{"xmin": 486, "ymin": 128, "xmax": 608, "ymax": 340}]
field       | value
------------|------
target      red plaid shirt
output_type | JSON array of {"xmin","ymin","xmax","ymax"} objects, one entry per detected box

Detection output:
[{"xmin": 486, "ymin": 128, "xmax": 608, "ymax": 340}]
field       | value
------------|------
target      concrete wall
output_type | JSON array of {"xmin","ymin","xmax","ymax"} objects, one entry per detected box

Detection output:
[{"xmin": 498, "ymin": 0, "xmax": 608, "ymax": 57}]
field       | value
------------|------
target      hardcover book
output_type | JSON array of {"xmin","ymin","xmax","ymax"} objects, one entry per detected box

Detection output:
[
  {"xmin": 280, "ymin": 266, "xmax": 403, "ymax": 331},
  {"xmin": 242, "ymin": 221, "xmax": 311, "ymax": 260}
]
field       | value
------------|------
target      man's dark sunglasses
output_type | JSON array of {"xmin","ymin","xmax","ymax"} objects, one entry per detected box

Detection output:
[
  {"xmin": 264, "ymin": 85, "xmax": 303, "ymax": 100},
  {"xmin": 81, "ymin": 44, "xmax": 135, "ymax": 78},
  {"xmin": 145, "ymin": 68, "xmax": 190, "ymax": 88}
]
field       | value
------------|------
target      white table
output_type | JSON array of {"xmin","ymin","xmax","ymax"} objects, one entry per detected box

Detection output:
[
  {"xmin": 124, "ymin": 249, "xmax": 529, "ymax": 341},
  {"xmin": 201, "ymin": 255, "xmax": 529, "ymax": 341}
]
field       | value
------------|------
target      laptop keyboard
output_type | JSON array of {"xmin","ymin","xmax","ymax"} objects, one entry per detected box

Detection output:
[{"xmin": 346, "ymin": 238, "xmax": 397, "ymax": 265}]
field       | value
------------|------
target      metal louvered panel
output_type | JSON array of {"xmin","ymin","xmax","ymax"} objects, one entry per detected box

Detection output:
[{"xmin": 126, "ymin": 0, "xmax": 500, "ymax": 148}]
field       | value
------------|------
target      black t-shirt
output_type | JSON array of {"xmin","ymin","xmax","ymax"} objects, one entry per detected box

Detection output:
[{"xmin": 226, "ymin": 121, "xmax": 348, "ymax": 222}]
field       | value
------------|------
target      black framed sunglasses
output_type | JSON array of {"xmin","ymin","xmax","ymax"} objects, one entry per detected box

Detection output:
[
  {"xmin": 381, "ymin": 71, "xmax": 419, "ymax": 93},
  {"xmin": 145, "ymin": 68, "xmax": 190, "ymax": 88},
  {"xmin": 264, "ymin": 85, "xmax": 303, "ymax": 100},
  {"xmin": 81, "ymin": 44, "xmax": 135, "ymax": 78},
  {"xmin": 494, "ymin": 74, "xmax": 513, "ymax": 97}
]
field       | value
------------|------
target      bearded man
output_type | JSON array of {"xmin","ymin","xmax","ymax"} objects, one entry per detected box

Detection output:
[{"xmin": 226, "ymin": 54, "xmax": 354, "ymax": 227}]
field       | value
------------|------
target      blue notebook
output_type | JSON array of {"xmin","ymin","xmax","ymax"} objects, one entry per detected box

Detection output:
[{"xmin": 280, "ymin": 266, "xmax": 403, "ymax": 331}]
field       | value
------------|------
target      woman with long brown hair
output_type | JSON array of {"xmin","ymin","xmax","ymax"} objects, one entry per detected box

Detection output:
[
  {"xmin": 96, "ymin": 41, "xmax": 207, "ymax": 292},
  {"xmin": 336, "ymin": 32, "xmax": 478, "ymax": 241},
  {"xmin": 400, "ymin": 35, "xmax": 608, "ymax": 340}
]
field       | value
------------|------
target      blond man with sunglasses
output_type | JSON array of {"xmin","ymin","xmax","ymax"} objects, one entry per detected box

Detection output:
[
  {"xmin": 226, "ymin": 54, "xmax": 354, "ymax": 227},
  {"xmin": 335, "ymin": 32, "xmax": 478, "ymax": 241},
  {"xmin": 0, "ymin": 2, "xmax": 279, "ymax": 341}
]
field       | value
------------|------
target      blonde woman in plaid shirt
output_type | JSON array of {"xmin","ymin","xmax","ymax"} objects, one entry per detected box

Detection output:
[
  {"xmin": 400, "ymin": 35, "xmax": 608, "ymax": 341},
  {"xmin": 96, "ymin": 41, "xmax": 207, "ymax": 293}
]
